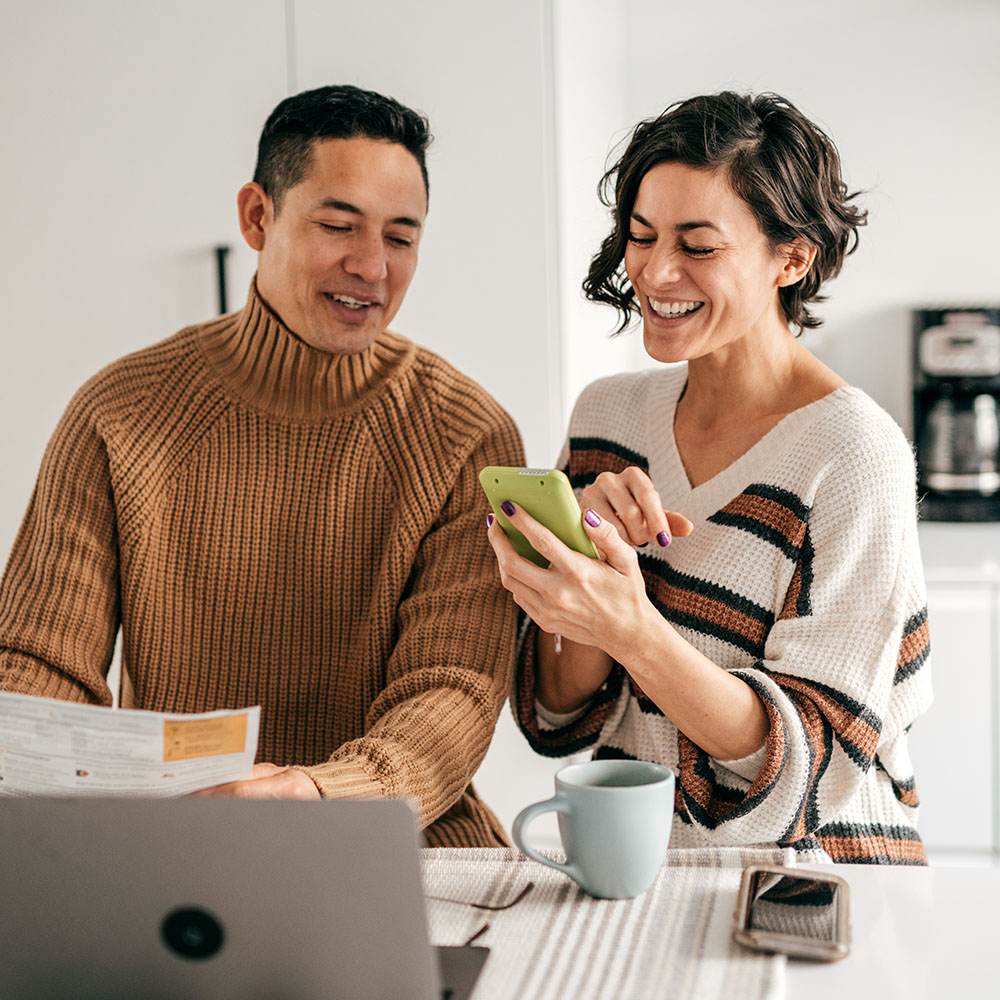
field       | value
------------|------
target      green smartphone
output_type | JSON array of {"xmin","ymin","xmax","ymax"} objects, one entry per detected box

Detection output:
[{"xmin": 479, "ymin": 466, "xmax": 600, "ymax": 568}]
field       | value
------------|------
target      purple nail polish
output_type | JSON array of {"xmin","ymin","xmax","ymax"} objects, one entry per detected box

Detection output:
[
  {"xmin": 584, "ymin": 509, "xmax": 601, "ymax": 527},
  {"xmin": 487, "ymin": 513, "xmax": 495, "ymax": 528},
  {"xmin": 657, "ymin": 531, "xmax": 671, "ymax": 547},
  {"xmin": 500, "ymin": 501, "xmax": 516, "ymax": 517}
]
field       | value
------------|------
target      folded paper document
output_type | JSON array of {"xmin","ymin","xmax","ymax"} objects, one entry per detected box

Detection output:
[{"xmin": 0, "ymin": 691, "xmax": 259, "ymax": 796}]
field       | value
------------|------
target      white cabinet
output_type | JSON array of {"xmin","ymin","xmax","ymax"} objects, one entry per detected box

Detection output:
[
  {"xmin": 908, "ymin": 585, "xmax": 996, "ymax": 855},
  {"xmin": 912, "ymin": 524, "xmax": 1000, "ymax": 862}
]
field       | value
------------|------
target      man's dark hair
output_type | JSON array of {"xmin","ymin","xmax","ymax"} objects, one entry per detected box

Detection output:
[
  {"xmin": 584, "ymin": 91, "xmax": 867, "ymax": 333},
  {"xmin": 253, "ymin": 84, "xmax": 432, "ymax": 213}
]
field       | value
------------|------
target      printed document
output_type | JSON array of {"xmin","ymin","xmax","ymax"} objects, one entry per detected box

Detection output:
[{"xmin": 0, "ymin": 690, "xmax": 259, "ymax": 796}]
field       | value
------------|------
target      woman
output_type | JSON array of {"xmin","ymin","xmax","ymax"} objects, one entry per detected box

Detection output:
[{"xmin": 488, "ymin": 91, "xmax": 931, "ymax": 864}]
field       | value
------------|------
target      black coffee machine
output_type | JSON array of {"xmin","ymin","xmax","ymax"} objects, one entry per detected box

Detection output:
[{"xmin": 912, "ymin": 307, "xmax": 1000, "ymax": 521}]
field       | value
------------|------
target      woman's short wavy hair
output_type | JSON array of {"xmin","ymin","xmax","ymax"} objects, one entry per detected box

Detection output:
[{"xmin": 583, "ymin": 91, "xmax": 867, "ymax": 334}]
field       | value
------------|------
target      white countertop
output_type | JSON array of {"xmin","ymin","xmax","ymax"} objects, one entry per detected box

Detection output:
[
  {"xmin": 788, "ymin": 863, "xmax": 997, "ymax": 999},
  {"xmin": 918, "ymin": 522, "xmax": 1000, "ymax": 583},
  {"xmin": 423, "ymin": 851, "xmax": 997, "ymax": 1000}
]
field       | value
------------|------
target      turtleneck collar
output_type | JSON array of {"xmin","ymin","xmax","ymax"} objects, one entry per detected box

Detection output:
[{"xmin": 195, "ymin": 279, "xmax": 415, "ymax": 420}]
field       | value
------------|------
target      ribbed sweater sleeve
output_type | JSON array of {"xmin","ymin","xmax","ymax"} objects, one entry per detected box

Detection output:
[
  {"xmin": 0, "ymin": 381, "xmax": 120, "ymax": 703},
  {"xmin": 303, "ymin": 416, "xmax": 523, "ymax": 826}
]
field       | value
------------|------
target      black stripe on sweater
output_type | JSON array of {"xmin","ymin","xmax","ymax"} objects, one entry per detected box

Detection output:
[
  {"xmin": 566, "ymin": 436, "xmax": 649, "ymax": 489},
  {"xmin": 638, "ymin": 554, "xmax": 774, "ymax": 660},
  {"xmin": 707, "ymin": 483, "xmax": 811, "ymax": 560},
  {"xmin": 894, "ymin": 606, "xmax": 930, "ymax": 686}
]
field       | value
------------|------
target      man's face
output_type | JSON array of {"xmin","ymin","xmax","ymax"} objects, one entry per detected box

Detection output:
[{"xmin": 245, "ymin": 136, "xmax": 427, "ymax": 355}]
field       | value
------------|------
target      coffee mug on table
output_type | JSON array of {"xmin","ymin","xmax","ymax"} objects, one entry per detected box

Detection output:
[{"xmin": 511, "ymin": 759, "xmax": 675, "ymax": 899}]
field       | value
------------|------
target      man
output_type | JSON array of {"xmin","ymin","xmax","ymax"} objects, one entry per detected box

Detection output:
[{"xmin": 0, "ymin": 85, "xmax": 524, "ymax": 846}]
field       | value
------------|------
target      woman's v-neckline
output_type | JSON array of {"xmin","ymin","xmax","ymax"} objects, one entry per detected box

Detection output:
[{"xmin": 644, "ymin": 366, "xmax": 857, "ymax": 522}]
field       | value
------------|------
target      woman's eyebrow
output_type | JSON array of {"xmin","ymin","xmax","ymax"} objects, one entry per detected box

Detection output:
[
  {"xmin": 629, "ymin": 211, "xmax": 721, "ymax": 234},
  {"xmin": 676, "ymin": 220, "xmax": 722, "ymax": 233}
]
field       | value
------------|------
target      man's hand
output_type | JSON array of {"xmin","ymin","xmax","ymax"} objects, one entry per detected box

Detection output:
[{"xmin": 190, "ymin": 762, "xmax": 320, "ymax": 799}]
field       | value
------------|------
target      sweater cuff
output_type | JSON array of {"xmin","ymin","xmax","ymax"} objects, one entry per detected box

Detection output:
[
  {"xmin": 715, "ymin": 743, "xmax": 768, "ymax": 783},
  {"xmin": 535, "ymin": 698, "xmax": 588, "ymax": 730},
  {"xmin": 293, "ymin": 760, "xmax": 385, "ymax": 800}
]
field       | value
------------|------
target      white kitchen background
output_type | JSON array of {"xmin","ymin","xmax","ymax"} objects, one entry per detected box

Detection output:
[{"xmin": 2, "ymin": 0, "xmax": 999, "ymax": 861}]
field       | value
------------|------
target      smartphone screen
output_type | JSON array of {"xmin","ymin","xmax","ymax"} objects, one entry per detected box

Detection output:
[{"xmin": 734, "ymin": 865, "xmax": 850, "ymax": 961}]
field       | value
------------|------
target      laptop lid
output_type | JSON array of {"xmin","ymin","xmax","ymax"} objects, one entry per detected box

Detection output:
[{"xmin": 0, "ymin": 797, "xmax": 476, "ymax": 1000}]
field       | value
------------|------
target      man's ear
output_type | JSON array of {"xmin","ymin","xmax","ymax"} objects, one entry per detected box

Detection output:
[
  {"xmin": 237, "ymin": 182, "xmax": 272, "ymax": 252},
  {"xmin": 776, "ymin": 241, "xmax": 817, "ymax": 288}
]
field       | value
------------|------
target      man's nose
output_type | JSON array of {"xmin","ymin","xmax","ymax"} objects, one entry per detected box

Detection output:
[{"xmin": 344, "ymin": 237, "xmax": 388, "ymax": 283}]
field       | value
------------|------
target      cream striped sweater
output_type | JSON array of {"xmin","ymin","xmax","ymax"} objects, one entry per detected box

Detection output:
[
  {"xmin": 514, "ymin": 365, "xmax": 933, "ymax": 864},
  {"xmin": 0, "ymin": 282, "xmax": 524, "ymax": 846}
]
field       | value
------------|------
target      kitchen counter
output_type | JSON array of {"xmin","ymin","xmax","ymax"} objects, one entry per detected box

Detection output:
[
  {"xmin": 918, "ymin": 521, "xmax": 1000, "ymax": 583},
  {"xmin": 788, "ymin": 863, "xmax": 998, "ymax": 999},
  {"xmin": 423, "ymin": 850, "xmax": 1000, "ymax": 1000}
]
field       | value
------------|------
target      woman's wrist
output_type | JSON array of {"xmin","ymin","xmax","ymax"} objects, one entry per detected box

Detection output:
[
  {"xmin": 603, "ymin": 601, "xmax": 678, "ymax": 683},
  {"xmin": 535, "ymin": 631, "xmax": 613, "ymax": 714}
]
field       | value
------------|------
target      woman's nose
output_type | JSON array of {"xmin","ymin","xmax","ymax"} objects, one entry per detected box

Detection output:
[{"xmin": 641, "ymin": 244, "xmax": 684, "ymax": 287}]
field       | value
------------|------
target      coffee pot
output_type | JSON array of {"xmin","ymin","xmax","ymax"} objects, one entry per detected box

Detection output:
[
  {"xmin": 912, "ymin": 308, "xmax": 1000, "ymax": 520},
  {"xmin": 920, "ymin": 392, "xmax": 1000, "ymax": 495}
]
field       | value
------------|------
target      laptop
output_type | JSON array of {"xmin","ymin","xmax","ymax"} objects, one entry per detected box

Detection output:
[{"xmin": 0, "ymin": 798, "xmax": 487, "ymax": 1000}]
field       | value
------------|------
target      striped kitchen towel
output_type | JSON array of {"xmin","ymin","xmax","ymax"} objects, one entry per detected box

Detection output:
[{"xmin": 422, "ymin": 846, "xmax": 794, "ymax": 1000}]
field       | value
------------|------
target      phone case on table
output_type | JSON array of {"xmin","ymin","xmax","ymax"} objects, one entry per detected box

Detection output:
[{"xmin": 479, "ymin": 466, "xmax": 600, "ymax": 568}]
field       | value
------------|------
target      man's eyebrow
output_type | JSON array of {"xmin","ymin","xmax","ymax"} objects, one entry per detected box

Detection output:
[
  {"xmin": 318, "ymin": 198, "xmax": 422, "ymax": 229},
  {"xmin": 629, "ymin": 212, "xmax": 721, "ymax": 234}
]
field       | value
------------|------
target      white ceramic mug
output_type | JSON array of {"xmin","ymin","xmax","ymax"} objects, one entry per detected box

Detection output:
[{"xmin": 511, "ymin": 759, "xmax": 675, "ymax": 899}]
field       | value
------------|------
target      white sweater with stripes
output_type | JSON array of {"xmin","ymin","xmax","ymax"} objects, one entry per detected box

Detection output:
[{"xmin": 513, "ymin": 365, "xmax": 933, "ymax": 864}]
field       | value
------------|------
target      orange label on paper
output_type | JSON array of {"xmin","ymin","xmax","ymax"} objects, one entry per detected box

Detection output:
[{"xmin": 162, "ymin": 714, "xmax": 248, "ymax": 762}]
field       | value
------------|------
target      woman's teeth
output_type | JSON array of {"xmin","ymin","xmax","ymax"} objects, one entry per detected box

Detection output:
[{"xmin": 649, "ymin": 299, "xmax": 702, "ymax": 317}]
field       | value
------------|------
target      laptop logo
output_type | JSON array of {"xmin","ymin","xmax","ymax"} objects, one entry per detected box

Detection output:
[{"xmin": 161, "ymin": 907, "xmax": 225, "ymax": 960}]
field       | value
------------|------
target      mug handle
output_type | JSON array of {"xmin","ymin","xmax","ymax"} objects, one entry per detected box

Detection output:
[{"xmin": 511, "ymin": 795, "xmax": 581, "ymax": 882}]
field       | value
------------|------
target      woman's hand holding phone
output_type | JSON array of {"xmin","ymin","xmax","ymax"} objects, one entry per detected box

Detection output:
[
  {"xmin": 485, "ymin": 495, "xmax": 688, "ymax": 678},
  {"xmin": 482, "ymin": 465, "xmax": 694, "ymax": 715},
  {"xmin": 482, "ymin": 466, "xmax": 692, "ymax": 655},
  {"xmin": 484, "ymin": 467, "xmax": 769, "ymax": 760}
]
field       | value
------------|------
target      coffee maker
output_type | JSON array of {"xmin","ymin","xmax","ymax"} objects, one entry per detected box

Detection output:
[{"xmin": 912, "ymin": 307, "xmax": 1000, "ymax": 521}]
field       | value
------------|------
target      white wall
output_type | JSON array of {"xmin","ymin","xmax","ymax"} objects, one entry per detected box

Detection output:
[
  {"xmin": 551, "ymin": 0, "xmax": 649, "ymax": 431},
  {"xmin": 293, "ymin": 0, "xmax": 563, "ymax": 469}
]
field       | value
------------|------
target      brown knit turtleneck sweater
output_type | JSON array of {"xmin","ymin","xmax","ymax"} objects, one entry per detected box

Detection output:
[{"xmin": 0, "ymin": 283, "xmax": 524, "ymax": 846}]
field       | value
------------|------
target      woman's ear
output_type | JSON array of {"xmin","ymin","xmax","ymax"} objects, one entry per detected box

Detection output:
[
  {"xmin": 776, "ymin": 241, "xmax": 817, "ymax": 287},
  {"xmin": 237, "ymin": 182, "xmax": 271, "ymax": 252}
]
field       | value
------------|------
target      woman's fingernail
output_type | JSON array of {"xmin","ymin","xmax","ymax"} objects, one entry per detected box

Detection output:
[
  {"xmin": 657, "ymin": 531, "xmax": 671, "ymax": 547},
  {"xmin": 487, "ymin": 513, "xmax": 495, "ymax": 528},
  {"xmin": 500, "ymin": 501, "xmax": 516, "ymax": 517},
  {"xmin": 585, "ymin": 509, "xmax": 601, "ymax": 527}
]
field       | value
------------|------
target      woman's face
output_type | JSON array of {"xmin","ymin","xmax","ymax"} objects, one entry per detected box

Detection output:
[{"xmin": 624, "ymin": 161, "xmax": 793, "ymax": 364}]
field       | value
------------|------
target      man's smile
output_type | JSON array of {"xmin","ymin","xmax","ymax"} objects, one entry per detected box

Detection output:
[{"xmin": 327, "ymin": 292, "xmax": 378, "ymax": 310}]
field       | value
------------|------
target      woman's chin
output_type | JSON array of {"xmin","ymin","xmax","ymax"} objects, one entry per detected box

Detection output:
[{"xmin": 642, "ymin": 330, "xmax": 694, "ymax": 365}]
